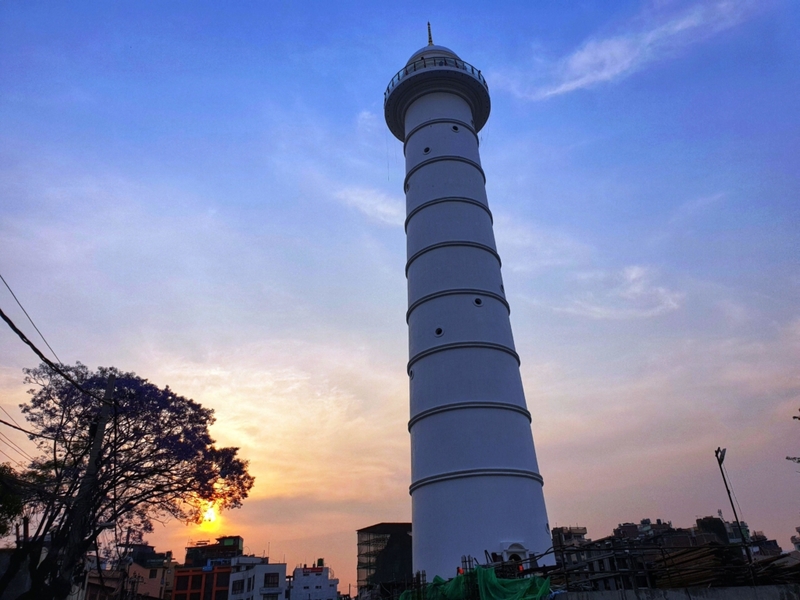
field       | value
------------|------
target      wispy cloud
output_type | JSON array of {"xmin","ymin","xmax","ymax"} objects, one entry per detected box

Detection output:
[
  {"xmin": 334, "ymin": 186, "xmax": 404, "ymax": 227},
  {"xmin": 494, "ymin": 214, "xmax": 592, "ymax": 273},
  {"xmin": 557, "ymin": 265, "xmax": 683, "ymax": 319},
  {"xmin": 669, "ymin": 192, "xmax": 727, "ymax": 224},
  {"xmin": 498, "ymin": 1, "xmax": 757, "ymax": 100}
]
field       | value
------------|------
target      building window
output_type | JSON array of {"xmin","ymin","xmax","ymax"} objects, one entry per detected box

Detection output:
[
  {"xmin": 264, "ymin": 573, "xmax": 280, "ymax": 587},
  {"xmin": 264, "ymin": 595, "xmax": 279, "ymax": 600},
  {"xmin": 149, "ymin": 568, "xmax": 158, "ymax": 579},
  {"xmin": 191, "ymin": 574, "xmax": 203, "ymax": 589},
  {"xmin": 176, "ymin": 575, "xmax": 190, "ymax": 591},
  {"xmin": 217, "ymin": 572, "xmax": 231, "ymax": 587},
  {"xmin": 214, "ymin": 590, "xmax": 229, "ymax": 600},
  {"xmin": 233, "ymin": 580, "xmax": 245, "ymax": 594}
]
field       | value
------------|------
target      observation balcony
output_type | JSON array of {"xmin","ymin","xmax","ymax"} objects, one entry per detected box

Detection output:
[
  {"xmin": 384, "ymin": 52, "xmax": 491, "ymax": 141},
  {"xmin": 384, "ymin": 56, "xmax": 487, "ymax": 103}
]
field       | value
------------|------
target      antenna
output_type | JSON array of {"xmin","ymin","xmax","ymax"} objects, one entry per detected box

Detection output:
[{"xmin": 427, "ymin": 22, "xmax": 433, "ymax": 46}]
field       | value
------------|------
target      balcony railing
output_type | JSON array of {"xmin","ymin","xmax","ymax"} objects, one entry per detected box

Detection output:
[
  {"xmin": 259, "ymin": 586, "xmax": 282, "ymax": 595},
  {"xmin": 385, "ymin": 56, "xmax": 487, "ymax": 102}
]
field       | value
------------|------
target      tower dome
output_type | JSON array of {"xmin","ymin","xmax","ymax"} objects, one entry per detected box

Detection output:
[{"xmin": 384, "ymin": 43, "xmax": 490, "ymax": 142}]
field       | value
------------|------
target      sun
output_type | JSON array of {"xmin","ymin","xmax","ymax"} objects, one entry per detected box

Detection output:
[
  {"xmin": 203, "ymin": 505, "xmax": 217, "ymax": 522},
  {"xmin": 197, "ymin": 503, "xmax": 221, "ymax": 533}
]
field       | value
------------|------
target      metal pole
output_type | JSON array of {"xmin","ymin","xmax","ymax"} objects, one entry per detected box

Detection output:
[
  {"xmin": 714, "ymin": 448, "xmax": 754, "ymax": 570},
  {"xmin": 56, "ymin": 375, "xmax": 116, "ymax": 600}
]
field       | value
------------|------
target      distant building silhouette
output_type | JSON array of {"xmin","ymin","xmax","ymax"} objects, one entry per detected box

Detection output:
[{"xmin": 357, "ymin": 523, "xmax": 412, "ymax": 600}]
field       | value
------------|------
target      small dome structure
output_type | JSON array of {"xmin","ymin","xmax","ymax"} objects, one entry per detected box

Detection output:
[{"xmin": 406, "ymin": 45, "xmax": 460, "ymax": 64}]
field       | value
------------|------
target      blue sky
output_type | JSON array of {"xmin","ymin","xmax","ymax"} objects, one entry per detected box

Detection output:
[{"xmin": 1, "ymin": 0, "xmax": 799, "ymax": 588}]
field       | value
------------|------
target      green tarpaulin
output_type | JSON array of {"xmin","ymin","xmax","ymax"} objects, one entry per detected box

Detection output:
[{"xmin": 398, "ymin": 565, "xmax": 550, "ymax": 600}]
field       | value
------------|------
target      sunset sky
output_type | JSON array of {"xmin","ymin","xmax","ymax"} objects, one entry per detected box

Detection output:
[{"xmin": 1, "ymin": 0, "xmax": 798, "ymax": 591}]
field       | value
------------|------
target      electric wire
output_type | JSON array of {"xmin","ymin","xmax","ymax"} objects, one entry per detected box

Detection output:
[
  {"xmin": 0, "ymin": 446, "xmax": 24, "ymax": 465},
  {"xmin": 0, "ymin": 417, "xmax": 56, "ymax": 441},
  {"xmin": 0, "ymin": 429, "xmax": 34, "ymax": 461},
  {"xmin": 0, "ymin": 405, "xmax": 21, "ymax": 428},
  {"xmin": 723, "ymin": 462, "xmax": 746, "ymax": 524},
  {"xmin": 0, "ymin": 272, "xmax": 62, "ymax": 364},
  {"xmin": 0, "ymin": 306, "xmax": 110, "ymax": 405},
  {"xmin": 0, "ymin": 437, "xmax": 32, "ymax": 462}
]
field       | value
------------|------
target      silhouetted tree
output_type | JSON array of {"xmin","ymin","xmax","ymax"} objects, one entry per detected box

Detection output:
[
  {"xmin": 0, "ymin": 362, "xmax": 254, "ymax": 600},
  {"xmin": 0, "ymin": 463, "xmax": 25, "ymax": 537}
]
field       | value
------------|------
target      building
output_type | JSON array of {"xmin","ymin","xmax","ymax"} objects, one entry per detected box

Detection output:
[
  {"xmin": 792, "ymin": 526, "xmax": 800, "ymax": 552},
  {"xmin": 120, "ymin": 543, "xmax": 174, "ymax": 599},
  {"xmin": 290, "ymin": 559, "xmax": 338, "ymax": 600},
  {"xmin": 229, "ymin": 556, "xmax": 288, "ymax": 600},
  {"xmin": 383, "ymin": 27, "xmax": 552, "ymax": 579},
  {"xmin": 552, "ymin": 527, "xmax": 589, "ymax": 548},
  {"xmin": 357, "ymin": 523, "xmax": 412, "ymax": 600},
  {"xmin": 550, "ymin": 516, "xmax": 789, "ymax": 591},
  {"xmin": 173, "ymin": 563, "xmax": 232, "ymax": 600},
  {"xmin": 173, "ymin": 536, "xmax": 244, "ymax": 600},
  {"xmin": 184, "ymin": 536, "xmax": 244, "ymax": 567}
]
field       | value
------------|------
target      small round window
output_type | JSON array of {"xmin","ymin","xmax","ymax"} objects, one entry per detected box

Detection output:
[
  {"xmin": 473, "ymin": 298, "xmax": 483, "ymax": 307},
  {"xmin": 434, "ymin": 327, "xmax": 444, "ymax": 337},
  {"xmin": 423, "ymin": 147, "xmax": 431, "ymax": 154},
  {"xmin": 452, "ymin": 125, "xmax": 459, "ymax": 132}
]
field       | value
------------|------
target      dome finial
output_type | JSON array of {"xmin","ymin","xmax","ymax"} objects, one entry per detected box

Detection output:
[{"xmin": 427, "ymin": 22, "xmax": 434, "ymax": 46}]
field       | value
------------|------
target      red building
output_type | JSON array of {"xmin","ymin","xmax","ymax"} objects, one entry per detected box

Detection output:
[{"xmin": 173, "ymin": 536, "xmax": 243, "ymax": 600}]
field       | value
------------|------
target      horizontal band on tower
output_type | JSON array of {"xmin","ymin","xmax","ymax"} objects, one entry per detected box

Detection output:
[
  {"xmin": 407, "ymin": 341, "xmax": 520, "ymax": 373},
  {"xmin": 410, "ymin": 467, "xmax": 544, "ymax": 494},
  {"xmin": 405, "ymin": 196, "xmax": 493, "ymax": 232},
  {"xmin": 403, "ymin": 118, "xmax": 478, "ymax": 154},
  {"xmin": 404, "ymin": 156, "xmax": 486, "ymax": 191},
  {"xmin": 406, "ymin": 288, "xmax": 509, "ymax": 322},
  {"xmin": 408, "ymin": 401, "xmax": 531, "ymax": 431},
  {"xmin": 406, "ymin": 241, "xmax": 501, "ymax": 276}
]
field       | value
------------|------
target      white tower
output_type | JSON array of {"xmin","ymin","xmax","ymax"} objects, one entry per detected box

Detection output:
[{"xmin": 384, "ymin": 35, "xmax": 552, "ymax": 578}]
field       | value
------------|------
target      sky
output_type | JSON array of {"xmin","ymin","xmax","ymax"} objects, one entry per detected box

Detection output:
[{"xmin": 1, "ymin": 0, "xmax": 799, "ymax": 591}]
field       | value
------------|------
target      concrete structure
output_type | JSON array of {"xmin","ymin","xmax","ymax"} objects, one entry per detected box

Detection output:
[
  {"xmin": 559, "ymin": 586, "xmax": 800, "ymax": 600},
  {"xmin": 173, "ymin": 564, "xmax": 232, "ymax": 600},
  {"xmin": 173, "ymin": 536, "xmax": 243, "ymax": 600},
  {"xmin": 356, "ymin": 523, "xmax": 412, "ymax": 600},
  {"xmin": 183, "ymin": 535, "xmax": 244, "ymax": 567},
  {"xmin": 229, "ymin": 556, "xmax": 288, "ymax": 600},
  {"xmin": 291, "ymin": 559, "xmax": 338, "ymax": 600},
  {"xmin": 384, "ymin": 34, "xmax": 551, "ymax": 577}
]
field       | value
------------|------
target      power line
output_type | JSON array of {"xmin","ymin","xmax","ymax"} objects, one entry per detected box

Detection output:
[
  {"xmin": 0, "ymin": 306, "xmax": 110, "ymax": 406},
  {"xmin": 0, "ymin": 436, "xmax": 33, "ymax": 462},
  {"xmin": 0, "ymin": 446, "xmax": 24, "ymax": 466},
  {"xmin": 723, "ymin": 463, "xmax": 746, "ymax": 523},
  {"xmin": 0, "ymin": 272, "xmax": 62, "ymax": 364},
  {"xmin": 0, "ymin": 417, "xmax": 56, "ymax": 441},
  {"xmin": 0, "ymin": 429, "xmax": 34, "ymax": 461},
  {"xmin": 0, "ymin": 405, "xmax": 21, "ymax": 428}
]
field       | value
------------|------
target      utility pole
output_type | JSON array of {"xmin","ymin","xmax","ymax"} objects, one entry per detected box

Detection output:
[
  {"xmin": 55, "ymin": 374, "xmax": 116, "ymax": 600},
  {"xmin": 118, "ymin": 526, "xmax": 132, "ymax": 600},
  {"xmin": 714, "ymin": 447, "xmax": 753, "ymax": 567}
]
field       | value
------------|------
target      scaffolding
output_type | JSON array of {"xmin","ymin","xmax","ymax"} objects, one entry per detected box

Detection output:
[{"xmin": 357, "ymin": 523, "xmax": 413, "ymax": 599}]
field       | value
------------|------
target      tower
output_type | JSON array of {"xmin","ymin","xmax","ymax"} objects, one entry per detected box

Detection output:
[{"xmin": 384, "ymin": 36, "xmax": 552, "ymax": 578}]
